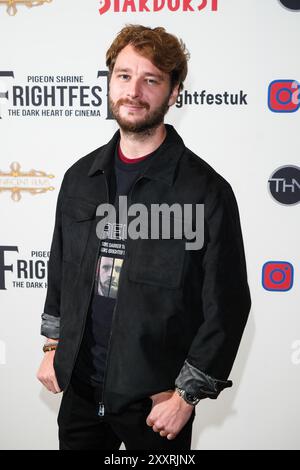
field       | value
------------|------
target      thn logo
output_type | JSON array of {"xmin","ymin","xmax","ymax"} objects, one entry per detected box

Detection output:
[
  {"xmin": 99, "ymin": 0, "xmax": 219, "ymax": 15},
  {"xmin": 262, "ymin": 261, "xmax": 294, "ymax": 292},
  {"xmin": 268, "ymin": 165, "xmax": 300, "ymax": 205},
  {"xmin": 278, "ymin": 0, "xmax": 300, "ymax": 10},
  {"xmin": 268, "ymin": 80, "xmax": 300, "ymax": 113}
]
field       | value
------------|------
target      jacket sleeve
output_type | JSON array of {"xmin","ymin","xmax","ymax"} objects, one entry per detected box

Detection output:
[
  {"xmin": 40, "ymin": 179, "xmax": 65, "ymax": 339},
  {"xmin": 175, "ymin": 180, "xmax": 251, "ymax": 400}
]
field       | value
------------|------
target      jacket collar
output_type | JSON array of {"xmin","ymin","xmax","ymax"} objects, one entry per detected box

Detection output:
[{"xmin": 87, "ymin": 124, "xmax": 185, "ymax": 187}]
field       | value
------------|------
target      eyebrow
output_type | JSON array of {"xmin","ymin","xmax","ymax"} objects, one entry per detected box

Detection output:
[{"xmin": 113, "ymin": 67, "xmax": 165, "ymax": 81}]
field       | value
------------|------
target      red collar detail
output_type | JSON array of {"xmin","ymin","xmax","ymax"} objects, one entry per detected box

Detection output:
[{"xmin": 118, "ymin": 144, "xmax": 151, "ymax": 164}]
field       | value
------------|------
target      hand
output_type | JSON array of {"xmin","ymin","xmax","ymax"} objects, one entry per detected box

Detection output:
[
  {"xmin": 36, "ymin": 350, "xmax": 61, "ymax": 394},
  {"xmin": 146, "ymin": 390, "xmax": 194, "ymax": 440}
]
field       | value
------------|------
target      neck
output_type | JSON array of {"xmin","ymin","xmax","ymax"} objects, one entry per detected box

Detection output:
[{"xmin": 119, "ymin": 123, "xmax": 166, "ymax": 159}]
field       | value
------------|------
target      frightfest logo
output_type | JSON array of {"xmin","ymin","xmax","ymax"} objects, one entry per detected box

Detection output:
[
  {"xmin": 0, "ymin": 246, "xmax": 49, "ymax": 290},
  {"xmin": 99, "ymin": 0, "xmax": 218, "ymax": 14},
  {"xmin": 0, "ymin": 0, "xmax": 52, "ymax": 16},
  {"xmin": 0, "ymin": 70, "xmax": 109, "ymax": 119}
]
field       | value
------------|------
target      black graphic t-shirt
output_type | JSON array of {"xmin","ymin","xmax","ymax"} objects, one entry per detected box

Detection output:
[{"xmin": 73, "ymin": 142, "xmax": 159, "ymax": 390}]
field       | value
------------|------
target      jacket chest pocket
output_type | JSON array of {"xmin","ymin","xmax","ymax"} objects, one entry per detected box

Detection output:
[
  {"xmin": 128, "ymin": 238, "xmax": 186, "ymax": 289},
  {"xmin": 61, "ymin": 197, "xmax": 97, "ymax": 265}
]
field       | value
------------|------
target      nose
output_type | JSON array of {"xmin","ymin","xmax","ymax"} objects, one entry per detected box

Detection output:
[{"xmin": 126, "ymin": 78, "xmax": 141, "ymax": 99}]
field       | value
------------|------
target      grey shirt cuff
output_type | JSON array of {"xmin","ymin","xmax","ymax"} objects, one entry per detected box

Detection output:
[
  {"xmin": 41, "ymin": 313, "xmax": 60, "ymax": 339},
  {"xmin": 175, "ymin": 359, "xmax": 232, "ymax": 400}
]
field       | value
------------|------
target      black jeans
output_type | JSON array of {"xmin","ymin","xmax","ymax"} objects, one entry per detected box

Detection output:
[{"xmin": 58, "ymin": 377, "xmax": 196, "ymax": 450}]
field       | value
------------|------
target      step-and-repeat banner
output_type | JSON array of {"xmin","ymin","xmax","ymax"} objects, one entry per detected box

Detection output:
[{"xmin": 0, "ymin": 0, "xmax": 299, "ymax": 450}]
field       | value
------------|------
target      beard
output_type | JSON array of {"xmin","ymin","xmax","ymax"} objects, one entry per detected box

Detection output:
[{"xmin": 109, "ymin": 93, "xmax": 170, "ymax": 134}]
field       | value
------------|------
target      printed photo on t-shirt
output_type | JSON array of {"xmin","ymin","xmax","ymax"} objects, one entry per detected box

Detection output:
[{"xmin": 95, "ymin": 222, "xmax": 126, "ymax": 298}]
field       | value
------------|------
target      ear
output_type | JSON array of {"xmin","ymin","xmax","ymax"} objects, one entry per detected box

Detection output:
[{"xmin": 168, "ymin": 84, "xmax": 180, "ymax": 107}]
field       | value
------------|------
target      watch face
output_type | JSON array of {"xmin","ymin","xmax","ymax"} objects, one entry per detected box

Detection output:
[
  {"xmin": 176, "ymin": 388, "xmax": 199, "ymax": 404},
  {"xmin": 186, "ymin": 393, "xmax": 196, "ymax": 400},
  {"xmin": 185, "ymin": 393, "xmax": 199, "ymax": 404}
]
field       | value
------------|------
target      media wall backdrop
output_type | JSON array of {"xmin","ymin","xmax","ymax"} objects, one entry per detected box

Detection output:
[{"xmin": 0, "ymin": 0, "xmax": 299, "ymax": 450}]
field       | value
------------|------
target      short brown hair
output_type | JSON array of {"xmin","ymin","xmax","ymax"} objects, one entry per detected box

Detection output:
[{"xmin": 106, "ymin": 25, "xmax": 190, "ymax": 92}]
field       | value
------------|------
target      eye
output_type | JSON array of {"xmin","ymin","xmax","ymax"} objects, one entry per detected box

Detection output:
[
  {"xmin": 146, "ymin": 78, "xmax": 158, "ymax": 85},
  {"xmin": 118, "ymin": 74, "xmax": 130, "ymax": 81}
]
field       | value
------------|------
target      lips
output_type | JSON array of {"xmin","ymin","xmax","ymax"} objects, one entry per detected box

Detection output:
[
  {"xmin": 123, "ymin": 104, "xmax": 144, "ymax": 110},
  {"xmin": 115, "ymin": 98, "xmax": 149, "ymax": 111}
]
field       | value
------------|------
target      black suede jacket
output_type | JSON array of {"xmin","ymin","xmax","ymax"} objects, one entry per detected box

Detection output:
[{"xmin": 41, "ymin": 124, "xmax": 251, "ymax": 413}]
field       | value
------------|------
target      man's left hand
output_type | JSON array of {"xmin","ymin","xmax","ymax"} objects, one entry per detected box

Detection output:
[{"xmin": 146, "ymin": 390, "xmax": 194, "ymax": 440}]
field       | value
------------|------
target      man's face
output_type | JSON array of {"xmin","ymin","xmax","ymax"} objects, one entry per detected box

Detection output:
[
  {"xmin": 109, "ymin": 44, "xmax": 179, "ymax": 133},
  {"xmin": 99, "ymin": 256, "xmax": 113, "ymax": 296}
]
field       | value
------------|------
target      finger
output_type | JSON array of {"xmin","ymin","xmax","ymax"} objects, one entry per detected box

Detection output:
[
  {"xmin": 47, "ymin": 380, "xmax": 56, "ymax": 394},
  {"xmin": 159, "ymin": 430, "xmax": 168, "ymax": 437},
  {"xmin": 53, "ymin": 376, "xmax": 61, "ymax": 394},
  {"xmin": 146, "ymin": 417, "xmax": 154, "ymax": 427},
  {"xmin": 39, "ymin": 376, "xmax": 51, "ymax": 392},
  {"xmin": 167, "ymin": 433, "xmax": 176, "ymax": 440},
  {"xmin": 44, "ymin": 378, "xmax": 57, "ymax": 394},
  {"xmin": 152, "ymin": 425, "xmax": 162, "ymax": 433},
  {"xmin": 43, "ymin": 380, "xmax": 53, "ymax": 393}
]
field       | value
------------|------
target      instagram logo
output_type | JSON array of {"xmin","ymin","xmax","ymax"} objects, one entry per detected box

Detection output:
[
  {"xmin": 262, "ymin": 261, "xmax": 294, "ymax": 291},
  {"xmin": 268, "ymin": 80, "xmax": 300, "ymax": 113}
]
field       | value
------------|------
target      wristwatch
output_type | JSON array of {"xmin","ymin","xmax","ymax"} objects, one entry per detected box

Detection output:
[
  {"xmin": 43, "ymin": 342, "xmax": 58, "ymax": 353},
  {"xmin": 175, "ymin": 387, "xmax": 200, "ymax": 406}
]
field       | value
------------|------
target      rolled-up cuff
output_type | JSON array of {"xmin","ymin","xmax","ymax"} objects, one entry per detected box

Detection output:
[
  {"xmin": 40, "ymin": 313, "xmax": 60, "ymax": 339},
  {"xmin": 175, "ymin": 360, "xmax": 232, "ymax": 400}
]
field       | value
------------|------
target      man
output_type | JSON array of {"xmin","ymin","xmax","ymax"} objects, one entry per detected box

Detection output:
[{"xmin": 37, "ymin": 25, "xmax": 251, "ymax": 450}]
